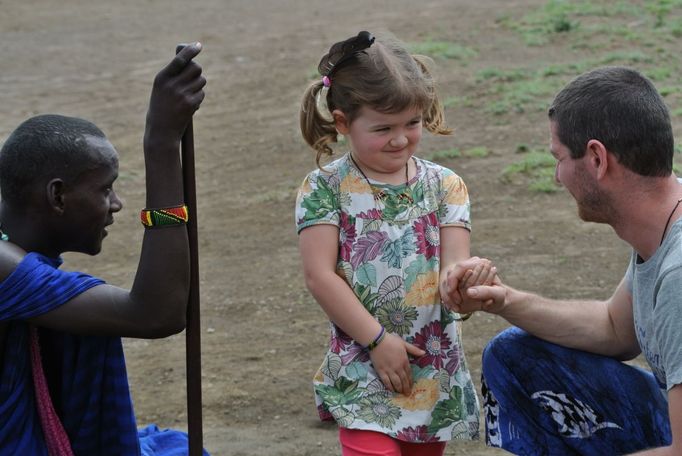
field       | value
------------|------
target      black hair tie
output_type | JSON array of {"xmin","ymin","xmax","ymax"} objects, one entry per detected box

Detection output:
[{"xmin": 318, "ymin": 31, "xmax": 375, "ymax": 78}]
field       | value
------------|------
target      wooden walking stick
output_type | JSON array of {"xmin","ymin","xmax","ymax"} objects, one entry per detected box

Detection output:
[{"xmin": 177, "ymin": 43, "xmax": 203, "ymax": 456}]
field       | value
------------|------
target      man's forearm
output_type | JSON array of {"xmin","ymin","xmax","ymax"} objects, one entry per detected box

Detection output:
[{"xmin": 498, "ymin": 287, "xmax": 634, "ymax": 358}]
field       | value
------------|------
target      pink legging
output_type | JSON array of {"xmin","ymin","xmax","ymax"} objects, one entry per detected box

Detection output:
[{"xmin": 339, "ymin": 428, "xmax": 447, "ymax": 456}]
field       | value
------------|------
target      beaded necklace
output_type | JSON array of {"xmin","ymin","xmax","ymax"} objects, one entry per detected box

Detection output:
[
  {"xmin": 349, "ymin": 154, "xmax": 413, "ymax": 204},
  {"xmin": 660, "ymin": 197, "xmax": 682, "ymax": 246}
]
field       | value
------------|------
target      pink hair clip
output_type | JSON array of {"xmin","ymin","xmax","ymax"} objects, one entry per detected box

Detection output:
[{"xmin": 322, "ymin": 75, "xmax": 331, "ymax": 88}]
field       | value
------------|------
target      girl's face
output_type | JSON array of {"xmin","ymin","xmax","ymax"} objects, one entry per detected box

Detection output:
[{"xmin": 333, "ymin": 106, "xmax": 423, "ymax": 181}]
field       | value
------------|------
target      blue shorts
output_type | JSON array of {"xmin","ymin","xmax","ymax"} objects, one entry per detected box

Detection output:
[{"xmin": 481, "ymin": 327, "xmax": 671, "ymax": 455}]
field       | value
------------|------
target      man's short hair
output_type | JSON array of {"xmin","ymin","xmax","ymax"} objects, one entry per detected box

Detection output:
[
  {"xmin": 0, "ymin": 114, "xmax": 107, "ymax": 207},
  {"xmin": 548, "ymin": 66, "xmax": 674, "ymax": 177}
]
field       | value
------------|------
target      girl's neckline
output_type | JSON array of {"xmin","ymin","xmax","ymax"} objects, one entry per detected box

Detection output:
[
  {"xmin": 347, "ymin": 154, "xmax": 418, "ymax": 188},
  {"xmin": 348, "ymin": 154, "xmax": 416, "ymax": 203}
]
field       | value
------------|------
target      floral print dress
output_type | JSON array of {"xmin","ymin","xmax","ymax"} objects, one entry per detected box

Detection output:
[{"xmin": 295, "ymin": 153, "xmax": 480, "ymax": 442}]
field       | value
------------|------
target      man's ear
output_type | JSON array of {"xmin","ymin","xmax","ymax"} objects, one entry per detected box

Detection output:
[
  {"xmin": 46, "ymin": 178, "xmax": 65, "ymax": 215},
  {"xmin": 586, "ymin": 139, "xmax": 609, "ymax": 180},
  {"xmin": 332, "ymin": 109, "xmax": 350, "ymax": 135}
]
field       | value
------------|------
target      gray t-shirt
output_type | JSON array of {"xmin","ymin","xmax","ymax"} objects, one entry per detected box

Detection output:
[{"xmin": 627, "ymin": 217, "xmax": 682, "ymax": 391}]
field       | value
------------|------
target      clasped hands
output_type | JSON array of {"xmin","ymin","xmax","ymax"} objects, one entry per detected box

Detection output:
[{"xmin": 439, "ymin": 256, "xmax": 505, "ymax": 315}]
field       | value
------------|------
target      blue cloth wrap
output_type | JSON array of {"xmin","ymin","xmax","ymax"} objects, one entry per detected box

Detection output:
[{"xmin": 0, "ymin": 252, "xmax": 207, "ymax": 455}]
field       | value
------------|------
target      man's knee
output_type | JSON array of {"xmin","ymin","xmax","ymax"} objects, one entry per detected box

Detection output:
[{"xmin": 482, "ymin": 326, "xmax": 530, "ymax": 375}]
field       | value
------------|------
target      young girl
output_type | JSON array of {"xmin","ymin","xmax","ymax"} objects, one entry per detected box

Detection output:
[{"xmin": 296, "ymin": 31, "xmax": 489, "ymax": 456}]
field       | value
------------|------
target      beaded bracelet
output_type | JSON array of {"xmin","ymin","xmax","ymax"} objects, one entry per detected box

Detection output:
[
  {"xmin": 140, "ymin": 204, "xmax": 189, "ymax": 228},
  {"xmin": 365, "ymin": 326, "xmax": 386, "ymax": 351}
]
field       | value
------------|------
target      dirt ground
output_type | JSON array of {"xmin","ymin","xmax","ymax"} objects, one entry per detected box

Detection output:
[{"xmin": 0, "ymin": 0, "xmax": 661, "ymax": 455}]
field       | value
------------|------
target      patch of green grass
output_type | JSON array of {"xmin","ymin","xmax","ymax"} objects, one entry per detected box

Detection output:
[
  {"xmin": 423, "ymin": 146, "xmax": 490, "ymax": 161},
  {"xmin": 408, "ymin": 40, "xmax": 477, "ymax": 61},
  {"xmin": 670, "ymin": 17, "xmax": 682, "ymax": 37},
  {"xmin": 475, "ymin": 60, "xmax": 605, "ymax": 116},
  {"xmin": 253, "ymin": 186, "xmax": 298, "ymax": 203},
  {"xmin": 645, "ymin": 0, "xmax": 682, "ymax": 27},
  {"xmin": 659, "ymin": 86, "xmax": 680, "ymax": 97},
  {"xmin": 307, "ymin": 66, "xmax": 319, "ymax": 80},
  {"xmin": 503, "ymin": 150, "xmax": 555, "ymax": 175},
  {"xmin": 443, "ymin": 96, "xmax": 474, "ymax": 108},
  {"xmin": 538, "ymin": 62, "xmax": 591, "ymax": 77},
  {"xmin": 463, "ymin": 146, "xmax": 490, "ymax": 158},
  {"xmin": 529, "ymin": 177, "xmax": 560, "ymax": 193},
  {"xmin": 502, "ymin": 0, "xmax": 681, "ymax": 49},
  {"xmin": 502, "ymin": 0, "xmax": 604, "ymax": 46},
  {"xmin": 423, "ymin": 148, "xmax": 461, "ymax": 162},
  {"xmin": 484, "ymin": 76, "xmax": 562, "ymax": 115},
  {"xmin": 502, "ymin": 150, "xmax": 559, "ymax": 193},
  {"xmin": 597, "ymin": 51, "xmax": 653, "ymax": 66},
  {"xmin": 475, "ymin": 68, "xmax": 528, "ymax": 82},
  {"xmin": 674, "ymin": 144, "xmax": 682, "ymax": 173},
  {"xmin": 515, "ymin": 143, "xmax": 531, "ymax": 154},
  {"xmin": 460, "ymin": 0, "xmax": 682, "ymax": 193},
  {"xmin": 475, "ymin": 50, "xmax": 679, "ymax": 117},
  {"xmin": 646, "ymin": 66, "xmax": 675, "ymax": 81}
]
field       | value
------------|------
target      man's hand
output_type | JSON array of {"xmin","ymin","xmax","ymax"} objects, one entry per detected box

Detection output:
[
  {"xmin": 441, "ymin": 257, "xmax": 506, "ymax": 314},
  {"xmin": 440, "ymin": 257, "xmax": 491, "ymax": 309},
  {"xmin": 460, "ymin": 273, "xmax": 506, "ymax": 314},
  {"xmin": 145, "ymin": 42, "xmax": 206, "ymax": 146}
]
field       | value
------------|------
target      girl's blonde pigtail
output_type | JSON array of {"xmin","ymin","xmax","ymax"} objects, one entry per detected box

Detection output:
[
  {"xmin": 413, "ymin": 55, "xmax": 452, "ymax": 136},
  {"xmin": 300, "ymin": 81, "xmax": 339, "ymax": 168}
]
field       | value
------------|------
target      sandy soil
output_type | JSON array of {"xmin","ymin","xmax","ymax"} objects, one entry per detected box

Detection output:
[{"xmin": 0, "ymin": 0, "xmax": 645, "ymax": 454}]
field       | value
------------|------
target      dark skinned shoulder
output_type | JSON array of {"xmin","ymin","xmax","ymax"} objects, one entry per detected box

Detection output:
[
  {"xmin": 0, "ymin": 241, "xmax": 25, "ymax": 282},
  {"xmin": 0, "ymin": 242, "xmax": 24, "ymax": 367}
]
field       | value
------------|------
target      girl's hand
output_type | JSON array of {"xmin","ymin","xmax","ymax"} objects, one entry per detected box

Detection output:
[
  {"xmin": 440, "ymin": 257, "xmax": 484, "ymax": 310},
  {"xmin": 440, "ymin": 257, "xmax": 504, "ymax": 314},
  {"xmin": 459, "ymin": 259, "xmax": 497, "ymax": 289},
  {"xmin": 458, "ymin": 260, "xmax": 498, "ymax": 311},
  {"xmin": 369, "ymin": 333, "xmax": 425, "ymax": 395}
]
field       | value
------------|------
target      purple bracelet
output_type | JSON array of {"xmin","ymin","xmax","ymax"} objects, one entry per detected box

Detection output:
[{"xmin": 366, "ymin": 326, "xmax": 386, "ymax": 351}]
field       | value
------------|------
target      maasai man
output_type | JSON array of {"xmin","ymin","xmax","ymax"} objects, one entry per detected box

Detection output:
[{"xmin": 0, "ymin": 43, "xmax": 206, "ymax": 455}]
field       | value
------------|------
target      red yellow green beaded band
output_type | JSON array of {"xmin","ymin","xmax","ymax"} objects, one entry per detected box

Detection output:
[{"xmin": 140, "ymin": 205, "xmax": 189, "ymax": 228}]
